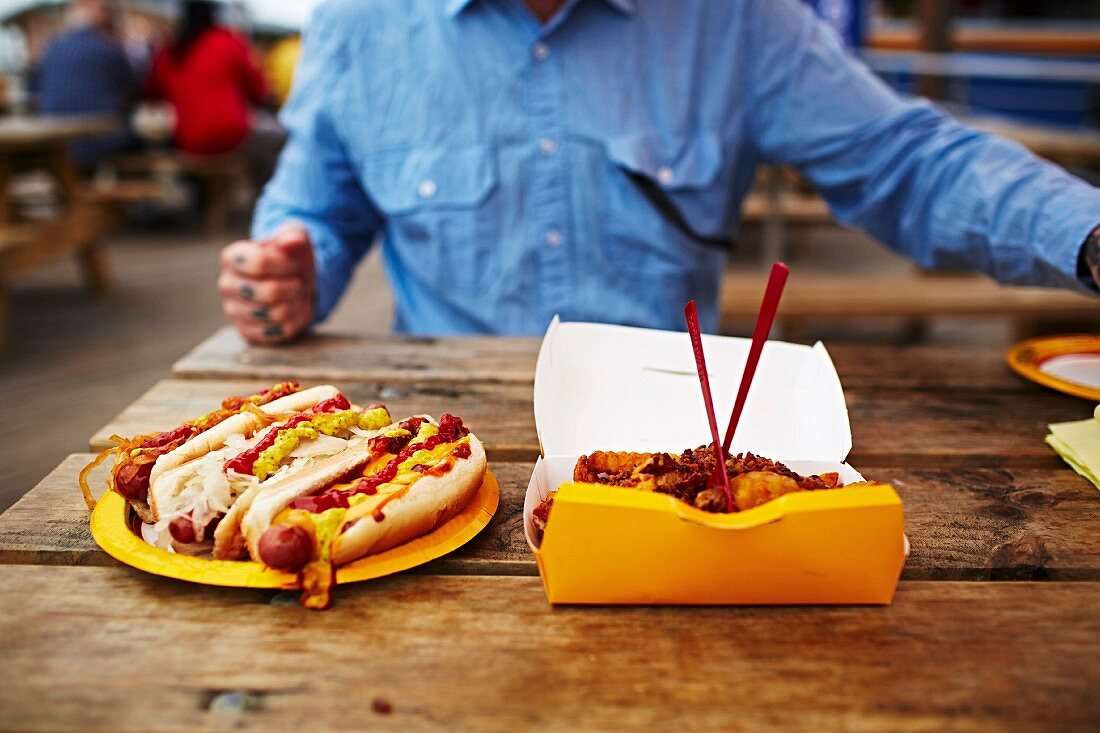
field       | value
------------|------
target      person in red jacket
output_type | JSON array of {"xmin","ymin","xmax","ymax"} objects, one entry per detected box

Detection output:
[{"xmin": 147, "ymin": 0, "xmax": 271, "ymax": 158}]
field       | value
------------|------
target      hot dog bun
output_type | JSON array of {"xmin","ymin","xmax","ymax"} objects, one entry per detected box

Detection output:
[
  {"xmin": 238, "ymin": 437, "xmax": 378, "ymax": 559},
  {"xmin": 146, "ymin": 385, "xmax": 339, "ymax": 521},
  {"xmin": 332, "ymin": 435, "xmax": 486, "ymax": 564},
  {"xmin": 211, "ymin": 481, "xmax": 260, "ymax": 560}
]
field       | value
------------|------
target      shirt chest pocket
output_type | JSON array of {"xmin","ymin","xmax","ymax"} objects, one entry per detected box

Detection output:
[
  {"xmin": 604, "ymin": 131, "xmax": 732, "ymax": 254},
  {"xmin": 363, "ymin": 144, "xmax": 500, "ymax": 297}
]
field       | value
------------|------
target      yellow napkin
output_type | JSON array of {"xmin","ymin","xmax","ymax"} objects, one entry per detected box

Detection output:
[{"xmin": 1046, "ymin": 404, "xmax": 1100, "ymax": 490}]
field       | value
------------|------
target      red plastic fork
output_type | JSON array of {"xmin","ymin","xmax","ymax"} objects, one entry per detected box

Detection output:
[
  {"xmin": 722, "ymin": 262, "xmax": 790, "ymax": 454},
  {"xmin": 684, "ymin": 300, "xmax": 734, "ymax": 513}
]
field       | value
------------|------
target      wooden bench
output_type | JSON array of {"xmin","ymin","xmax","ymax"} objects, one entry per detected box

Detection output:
[
  {"xmin": 720, "ymin": 269, "xmax": 1100, "ymax": 337},
  {"xmin": 77, "ymin": 178, "xmax": 169, "ymax": 229},
  {"xmin": 109, "ymin": 151, "xmax": 251, "ymax": 234},
  {"xmin": 739, "ymin": 191, "xmax": 834, "ymax": 226}
]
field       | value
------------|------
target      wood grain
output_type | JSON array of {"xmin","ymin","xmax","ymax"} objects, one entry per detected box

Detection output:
[
  {"xmin": 172, "ymin": 327, "xmax": 540, "ymax": 383},
  {"xmin": 832, "ymin": 344, "xmax": 1036, "ymax": 391},
  {"xmin": 89, "ymin": 379, "xmax": 537, "ymax": 461},
  {"xmin": 5, "ymin": 455, "xmax": 1099, "ymax": 581},
  {"xmin": 0, "ymin": 567, "xmax": 1096, "ymax": 733},
  {"xmin": 846, "ymin": 386, "xmax": 1084, "ymax": 466},
  {"xmin": 865, "ymin": 466, "xmax": 1100, "ymax": 580},
  {"xmin": 89, "ymin": 380, "xmax": 1088, "ymax": 466},
  {"xmin": 722, "ymin": 271, "xmax": 1100, "ymax": 325},
  {"xmin": 173, "ymin": 326, "xmax": 1040, "ymax": 391},
  {"xmin": 0, "ymin": 454, "xmax": 534, "ymax": 576}
]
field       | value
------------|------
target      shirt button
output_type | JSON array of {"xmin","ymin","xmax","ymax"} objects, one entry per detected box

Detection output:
[
  {"xmin": 657, "ymin": 166, "xmax": 675, "ymax": 185},
  {"xmin": 545, "ymin": 229, "xmax": 563, "ymax": 247},
  {"xmin": 417, "ymin": 179, "xmax": 437, "ymax": 199},
  {"xmin": 533, "ymin": 42, "xmax": 550, "ymax": 61},
  {"xmin": 538, "ymin": 138, "xmax": 557, "ymax": 155}
]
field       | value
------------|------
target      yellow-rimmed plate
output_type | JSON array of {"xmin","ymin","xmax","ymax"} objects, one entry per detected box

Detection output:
[
  {"xmin": 90, "ymin": 471, "xmax": 499, "ymax": 589},
  {"xmin": 1007, "ymin": 335, "xmax": 1100, "ymax": 401}
]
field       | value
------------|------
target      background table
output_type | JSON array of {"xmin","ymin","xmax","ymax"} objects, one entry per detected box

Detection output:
[
  {"xmin": 0, "ymin": 114, "xmax": 123, "ymax": 350},
  {"xmin": 2, "ymin": 330, "xmax": 1098, "ymax": 731}
]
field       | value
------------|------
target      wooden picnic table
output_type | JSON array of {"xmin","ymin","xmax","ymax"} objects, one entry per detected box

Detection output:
[
  {"xmin": 0, "ymin": 114, "xmax": 123, "ymax": 350},
  {"xmin": 2, "ymin": 331, "xmax": 1099, "ymax": 731},
  {"xmin": 0, "ymin": 114, "xmax": 122, "ymax": 150},
  {"xmin": 0, "ymin": 114, "xmax": 122, "ymax": 220}
]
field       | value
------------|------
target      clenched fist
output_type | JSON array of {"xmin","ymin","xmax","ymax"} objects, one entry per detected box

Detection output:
[{"xmin": 218, "ymin": 222, "xmax": 316, "ymax": 344}]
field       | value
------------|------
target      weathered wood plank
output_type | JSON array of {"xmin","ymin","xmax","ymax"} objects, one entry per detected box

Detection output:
[
  {"xmin": 722, "ymin": 271, "xmax": 1100, "ymax": 324},
  {"xmin": 5, "ymin": 455, "xmax": 1099, "ymax": 581},
  {"xmin": 173, "ymin": 326, "xmax": 541, "ymax": 383},
  {"xmin": 90, "ymin": 380, "xmax": 1088, "ymax": 466},
  {"xmin": 0, "ymin": 568, "xmax": 1096, "ymax": 733},
  {"xmin": 0, "ymin": 454, "xmax": 534, "ymax": 575},
  {"xmin": 847, "ymin": 386, "xmax": 1085, "ymax": 466},
  {"xmin": 89, "ymin": 379, "xmax": 537, "ymax": 461},
  {"xmin": 834, "ymin": 344, "xmax": 1036, "ymax": 391},
  {"xmin": 864, "ymin": 466, "xmax": 1100, "ymax": 580},
  {"xmin": 173, "ymin": 326, "xmax": 1039, "ymax": 392}
]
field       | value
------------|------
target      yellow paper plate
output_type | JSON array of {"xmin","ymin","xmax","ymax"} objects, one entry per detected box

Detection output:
[
  {"xmin": 90, "ymin": 470, "xmax": 499, "ymax": 590},
  {"xmin": 1007, "ymin": 335, "xmax": 1100, "ymax": 401}
]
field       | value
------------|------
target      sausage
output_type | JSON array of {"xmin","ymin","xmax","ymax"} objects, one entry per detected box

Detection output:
[
  {"xmin": 168, "ymin": 513, "xmax": 196, "ymax": 544},
  {"xmin": 115, "ymin": 461, "xmax": 152, "ymax": 501},
  {"xmin": 258, "ymin": 524, "xmax": 312, "ymax": 571}
]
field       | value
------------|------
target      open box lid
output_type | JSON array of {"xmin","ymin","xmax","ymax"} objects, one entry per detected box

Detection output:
[{"xmin": 533, "ymin": 318, "xmax": 851, "ymax": 463}]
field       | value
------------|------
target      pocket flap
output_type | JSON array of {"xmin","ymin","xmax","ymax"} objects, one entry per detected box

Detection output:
[
  {"xmin": 606, "ymin": 131, "xmax": 723, "ymax": 190},
  {"xmin": 365, "ymin": 144, "xmax": 498, "ymax": 213}
]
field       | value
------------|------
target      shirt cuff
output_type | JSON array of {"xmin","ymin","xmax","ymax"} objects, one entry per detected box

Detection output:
[
  {"xmin": 1040, "ymin": 185, "xmax": 1100, "ymax": 295},
  {"xmin": 1075, "ymin": 223, "xmax": 1100, "ymax": 294}
]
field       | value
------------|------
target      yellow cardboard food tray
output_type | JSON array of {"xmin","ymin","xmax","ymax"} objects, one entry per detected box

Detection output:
[
  {"xmin": 91, "ymin": 471, "xmax": 499, "ymax": 590},
  {"xmin": 524, "ymin": 319, "xmax": 906, "ymax": 605}
]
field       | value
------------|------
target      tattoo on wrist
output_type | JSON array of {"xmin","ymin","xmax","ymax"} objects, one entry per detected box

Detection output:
[{"xmin": 1082, "ymin": 228, "xmax": 1100, "ymax": 286}]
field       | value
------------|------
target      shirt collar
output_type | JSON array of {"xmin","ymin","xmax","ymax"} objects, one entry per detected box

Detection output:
[{"xmin": 445, "ymin": 0, "xmax": 635, "ymax": 19}]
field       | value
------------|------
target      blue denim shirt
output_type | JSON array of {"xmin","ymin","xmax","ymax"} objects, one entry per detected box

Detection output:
[{"xmin": 253, "ymin": 0, "xmax": 1100, "ymax": 335}]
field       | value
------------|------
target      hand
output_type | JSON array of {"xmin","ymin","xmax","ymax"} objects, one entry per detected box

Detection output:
[{"xmin": 218, "ymin": 222, "xmax": 316, "ymax": 345}]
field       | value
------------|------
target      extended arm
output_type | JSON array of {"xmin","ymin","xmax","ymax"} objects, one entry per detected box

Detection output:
[{"xmin": 743, "ymin": 0, "xmax": 1100, "ymax": 293}]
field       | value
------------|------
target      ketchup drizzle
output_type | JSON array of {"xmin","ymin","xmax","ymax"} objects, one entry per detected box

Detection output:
[
  {"xmin": 289, "ymin": 414, "xmax": 470, "ymax": 514},
  {"xmin": 308, "ymin": 394, "xmax": 351, "ymax": 414},
  {"xmin": 115, "ymin": 383, "xmax": 302, "ymax": 502},
  {"xmin": 224, "ymin": 414, "xmax": 311, "ymax": 476}
]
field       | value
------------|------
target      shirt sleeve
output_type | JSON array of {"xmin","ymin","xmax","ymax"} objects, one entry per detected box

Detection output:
[
  {"xmin": 742, "ymin": 0, "xmax": 1100, "ymax": 293},
  {"xmin": 251, "ymin": 5, "xmax": 384, "ymax": 322}
]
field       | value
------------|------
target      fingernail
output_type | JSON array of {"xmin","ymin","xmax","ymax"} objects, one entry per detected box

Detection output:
[
  {"xmin": 251, "ymin": 308, "xmax": 269, "ymax": 320},
  {"xmin": 240, "ymin": 284, "xmax": 254, "ymax": 301},
  {"xmin": 263, "ymin": 325, "xmax": 283, "ymax": 338}
]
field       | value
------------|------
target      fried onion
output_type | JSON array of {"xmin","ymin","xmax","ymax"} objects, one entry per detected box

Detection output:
[{"xmin": 78, "ymin": 447, "xmax": 115, "ymax": 510}]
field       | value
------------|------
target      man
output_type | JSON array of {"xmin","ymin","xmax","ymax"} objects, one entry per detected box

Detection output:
[
  {"xmin": 37, "ymin": 0, "xmax": 140, "ymax": 172},
  {"xmin": 218, "ymin": 0, "xmax": 1100, "ymax": 342}
]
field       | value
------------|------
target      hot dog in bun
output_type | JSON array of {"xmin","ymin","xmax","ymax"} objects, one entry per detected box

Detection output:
[
  {"xmin": 80, "ymin": 382, "xmax": 305, "ymax": 522},
  {"xmin": 239, "ymin": 414, "xmax": 486, "ymax": 608},
  {"xmin": 81, "ymin": 389, "xmax": 489, "ymax": 609}
]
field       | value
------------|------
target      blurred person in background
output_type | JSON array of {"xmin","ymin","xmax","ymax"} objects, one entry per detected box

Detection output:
[
  {"xmin": 218, "ymin": 0, "xmax": 1100, "ymax": 343},
  {"xmin": 37, "ymin": 0, "xmax": 140, "ymax": 173},
  {"xmin": 147, "ymin": 0, "xmax": 281, "ymax": 181},
  {"xmin": 121, "ymin": 13, "xmax": 158, "ymax": 80},
  {"xmin": 264, "ymin": 34, "xmax": 301, "ymax": 108}
]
